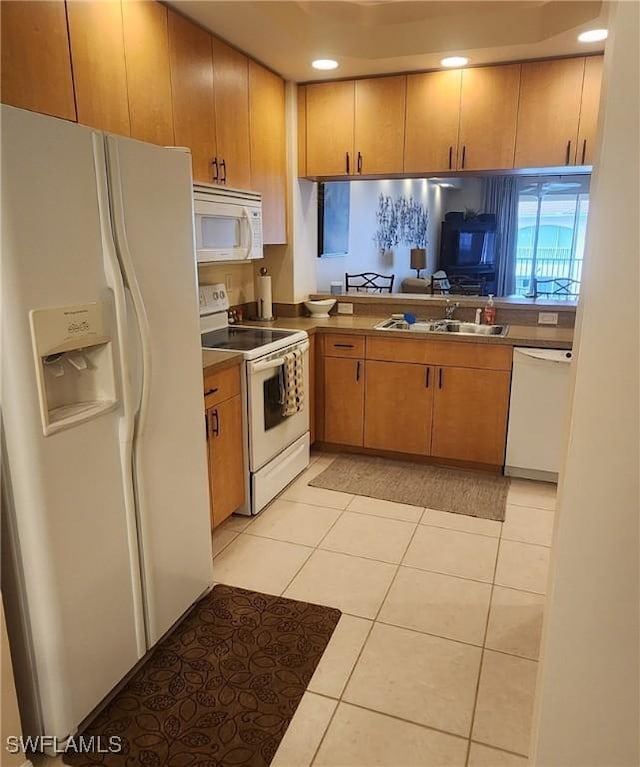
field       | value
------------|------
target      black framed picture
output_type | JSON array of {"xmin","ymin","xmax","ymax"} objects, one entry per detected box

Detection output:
[{"xmin": 318, "ymin": 181, "xmax": 350, "ymax": 257}]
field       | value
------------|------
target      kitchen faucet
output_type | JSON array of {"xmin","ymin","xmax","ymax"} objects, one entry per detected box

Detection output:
[{"xmin": 444, "ymin": 300, "xmax": 459, "ymax": 320}]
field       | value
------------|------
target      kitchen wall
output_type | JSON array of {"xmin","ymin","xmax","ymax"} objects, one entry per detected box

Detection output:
[
  {"xmin": 442, "ymin": 177, "xmax": 484, "ymax": 215},
  {"xmin": 315, "ymin": 178, "xmax": 444, "ymax": 293},
  {"xmin": 531, "ymin": 2, "xmax": 639, "ymax": 764}
]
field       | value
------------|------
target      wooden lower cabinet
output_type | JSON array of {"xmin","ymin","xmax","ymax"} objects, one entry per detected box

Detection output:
[
  {"xmin": 431, "ymin": 366, "xmax": 511, "ymax": 466},
  {"xmin": 364, "ymin": 360, "xmax": 434, "ymax": 455},
  {"xmin": 324, "ymin": 356, "xmax": 365, "ymax": 446},
  {"xmin": 207, "ymin": 393, "xmax": 245, "ymax": 527}
]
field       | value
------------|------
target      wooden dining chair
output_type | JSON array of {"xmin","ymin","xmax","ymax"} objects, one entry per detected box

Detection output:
[{"xmin": 345, "ymin": 272, "xmax": 395, "ymax": 293}]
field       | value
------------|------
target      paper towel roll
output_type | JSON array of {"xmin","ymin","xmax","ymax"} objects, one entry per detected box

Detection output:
[{"xmin": 256, "ymin": 275, "xmax": 274, "ymax": 320}]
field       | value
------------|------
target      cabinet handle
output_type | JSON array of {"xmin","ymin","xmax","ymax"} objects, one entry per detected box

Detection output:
[
  {"xmin": 345, "ymin": 152, "xmax": 350, "ymax": 174},
  {"xmin": 581, "ymin": 139, "xmax": 587, "ymax": 165},
  {"xmin": 205, "ymin": 412, "xmax": 209, "ymax": 439},
  {"xmin": 211, "ymin": 409, "xmax": 220, "ymax": 437},
  {"xmin": 356, "ymin": 360, "xmax": 361, "ymax": 382},
  {"xmin": 438, "ymin": 368, "xmax": 443, "ymax": 389},
  {"xmin": 334, "ymin": 343, "xmax": 354, "ymax": 349},
  {"xmin": 211, "ymin": 157, "xmax": 219, "ymax": 183},
  {"xmin": 461, "ymin": 145, "xmax": 466, "ymax": 169},
  {"xmin": 425, "ymin": 367, "xmax": 430, "ymax": 389},
  {"xmin": 204, "ymin": 386, "xmax": 219, "ymax": 396},
  {"xmin": 220, "ymin": 158, "xmax": 227, "ymax": 184},
  {"xmin": 565, "ymin": 140, "xmax": 572, "ymax": 165},
  {"xmin": 357, "ymin": 151, "xmax": 363, "ymax": 174},
  {"xmin": 448, "ymin": 146, "xmax": 453, "ymax": 170}
]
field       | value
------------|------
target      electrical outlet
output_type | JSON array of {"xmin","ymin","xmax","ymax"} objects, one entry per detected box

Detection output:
[
  {"xmin": 337, "ymin": 302, "xmax": 354, "ymax": 315},
  {"xmin": 225, "ymin": 274, "xmax": 233, "ymax": 291},
  {"xmin": 538, "ymin": 312, "xmax": 559, "ymax": 325}
]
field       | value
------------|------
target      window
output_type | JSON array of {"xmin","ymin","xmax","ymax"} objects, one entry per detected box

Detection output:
[
  {"xmin": 318, "ymin": 182, "xmax": 350, "ymax": 257},
  {"xmin": 514, "ymin": 177, "xmax": 590, "ymax": 298}
]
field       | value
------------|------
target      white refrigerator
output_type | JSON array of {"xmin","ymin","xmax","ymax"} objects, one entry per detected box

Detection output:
[{"xmin": 1, "ymin": 106, "xmax": 214, "ymax": 739}]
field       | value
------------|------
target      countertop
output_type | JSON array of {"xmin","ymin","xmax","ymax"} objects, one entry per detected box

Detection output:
[
  {"xmin": 202, "ymin": 349, "xmax": 243, "ymax": 374},
  {"xmin": 242, "ymin": 315, "xmax": 574, "ymax": 349},
  {"xmin": 310, "ymin": 292, "xmax": 578, "ymax": 311}
]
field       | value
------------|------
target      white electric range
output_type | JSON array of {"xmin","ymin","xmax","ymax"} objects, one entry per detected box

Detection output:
[{"xmin": 199, "ymin": 284, "xmax": 310, "ymax": 515}]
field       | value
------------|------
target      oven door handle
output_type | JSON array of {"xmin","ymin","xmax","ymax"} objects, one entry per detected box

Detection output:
[{"xmin": 249, "ymin": 342, "xmax": 310, "ymax": 373}]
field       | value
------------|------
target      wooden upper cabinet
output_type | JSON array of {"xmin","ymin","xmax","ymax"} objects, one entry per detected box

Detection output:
[
  {"xmin": 364, "ymin": 361, "xmax": 434, "ymax": 455},
  {"xmin": 515, "ymin": 57, "xmax": 585, "ymax": 168},
  {"xmin": 404, "ymin": 70, "xmax": 461, "ymax": 173},
  {"xmin": 67, "ymin": 1, "xmax": 130, "ymax": 135},
  {"xmin": 168, "ymin": 10, "xmax": 216, "ymax": 183},
  {"xmin": 1, "ymin": 0, "xmax": 75, "ymax": 120},
  {"xmin": 122, "ymin": 1, "xmax": 174, "ymax": 146},
  {"xmin": 306, "ymin": 80, "xmax": 355, "ymax": 177},
  {"xmin": 212, "ymin": 38, "xmax": 252, "ymax": 189},
  {"xmin": 297, "ymin": 85, "xmax": 308, "ymax": 177},
  {"xmin": 458, "ymin": 64, "xmax": 520, "ymax": 171},
  {"xmin": 249, "ymin": 61, "xmax": 287, "ymax": 244},
  {"xmin": 354, "ymin": 76, "xmax": 406, "ymax": 175},
  {"xmin": 576, "ymin": 55, "xmax": 604, "ymax": 165},
  {"xmin": 431, "ymin": 366, "xmax": 511, "ymax": 467}
]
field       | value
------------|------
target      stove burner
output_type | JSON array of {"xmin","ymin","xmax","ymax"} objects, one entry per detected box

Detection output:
[{"xmin": 201, "ymin": 325, "xmax": 298, "ymax": 352}]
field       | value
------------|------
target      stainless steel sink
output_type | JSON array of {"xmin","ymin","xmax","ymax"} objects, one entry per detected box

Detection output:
[{"xmin": 374, "ymin": 318, "xmax": 509, "ymax": 337}]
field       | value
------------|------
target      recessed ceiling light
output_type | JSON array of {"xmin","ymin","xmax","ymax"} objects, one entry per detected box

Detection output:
[
  {"xmin": 312, "ymin": 59, "xmax": 339, "ymax": 71},
  {"xmin": 578, "ymin": 29, "xmax": 608, "ymax": 43},
  {"xmin": 440, "ymin": 56, "xmax": 469, "ymax": 68}
]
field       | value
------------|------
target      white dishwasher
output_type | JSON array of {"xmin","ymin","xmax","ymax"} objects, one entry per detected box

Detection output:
[{"xmin": 505, "ymin": 347, "xmax": 573, "ymax": 482}]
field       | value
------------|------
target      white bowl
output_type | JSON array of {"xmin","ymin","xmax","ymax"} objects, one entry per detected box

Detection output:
[{"xmin": 304, "ymin": 299, "xmax": 336, "ymax": 319}]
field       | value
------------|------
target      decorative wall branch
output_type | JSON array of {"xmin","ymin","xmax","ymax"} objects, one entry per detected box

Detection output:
[{"xmin": 374, "ymin": 193, "xmax": 428, "ymax": 252}]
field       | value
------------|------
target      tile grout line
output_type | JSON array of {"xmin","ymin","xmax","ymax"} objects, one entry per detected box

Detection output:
[{"xmin": 308, "ymin": 510, "xmax": 426, "ymax": 766}]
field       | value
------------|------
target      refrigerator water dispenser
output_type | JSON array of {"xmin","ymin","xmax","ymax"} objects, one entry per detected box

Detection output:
[{"xmin": 30, "ymin": 302, "xmax": 117, "ymax": 435}]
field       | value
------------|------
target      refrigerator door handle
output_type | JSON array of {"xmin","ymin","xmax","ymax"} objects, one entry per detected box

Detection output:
[
  {"xmin": 92, "ymin": 133, "xmax": 146, "ymax": 655},
  {"xmin": 105, "ymin": 137, "xmax": 153, "ymax": 437}
]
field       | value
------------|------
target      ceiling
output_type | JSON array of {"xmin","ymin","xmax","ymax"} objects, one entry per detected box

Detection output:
[{"xmin": 167, "ymin": 0, "xmax": 608, "ymax": 82}]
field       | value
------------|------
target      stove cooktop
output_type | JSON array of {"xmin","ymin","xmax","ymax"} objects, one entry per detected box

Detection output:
[{"xmin": 201, "ymin": 325, "xmax": 299, "ymax": 352}]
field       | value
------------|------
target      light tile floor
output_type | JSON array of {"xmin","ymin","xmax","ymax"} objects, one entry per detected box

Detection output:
[{"xmin": 212, "ymin": 452, "xmax": 556, "ymax": 766}]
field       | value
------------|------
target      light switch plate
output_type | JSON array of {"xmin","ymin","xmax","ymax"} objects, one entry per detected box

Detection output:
[
  {"xmin": 338, "ymin": 302, "xmax": 354, "ymax": 315},
  {"xmin": 538, "ymin": 312, "xmax": 559, "ymax": 325}
]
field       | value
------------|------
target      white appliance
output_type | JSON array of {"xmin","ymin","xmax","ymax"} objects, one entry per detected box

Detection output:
[
  {"xmin": 199, "ymin": 285, "xmax": 310, "ymax": 514},
  {"xmin": 505, "ymin": 347, "xmax": 573, "ymax": 481},
  {"xmin": 1, "ymin": 106, "xmax": 214, "ymax": 740},
  {"xmin": 193, "ymin": 183, "xmax": 263, "ymax": 264}
]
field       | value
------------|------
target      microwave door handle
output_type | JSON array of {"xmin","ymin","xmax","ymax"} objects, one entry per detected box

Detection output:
[{"xmin": 243, "ymin": 207, "xmax": 254, "ymax": 256}]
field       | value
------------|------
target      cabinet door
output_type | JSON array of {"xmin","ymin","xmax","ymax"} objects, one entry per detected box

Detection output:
[
  {"xmin": 122, "ymin": 1, "xmax": 174, "ymax": 146},
  {"xmin": 213, "ymin": 38, "xmax": 252, "ymax": 189},
  {"xmin": 67, "ymin": 0, "xmax": 130, "ymax": 135},
  {"xmin": 431, "ymin": 367, "xmax": 511, "ymax": 467},
  {"xmin": 576, "ymin": 55, "xmax": 604, "ymax": 165},
  {"xmin": 306, "ymin": 80, "xmax": 355, "ymax": 177},
  {"xmin": 364, "ymin": 361, "xmax": 434, "ymax": 455},
  {"xmin": 458, "ymin": 64, "xmax": 520, "ymax": 171},
  {"xmin": 354, "ymin": 76, "xmax": 406, "ymax": 175},
  {"xmin": 249, "ymin": 61, "xmax": 287, "ymax": 243},
  {"xmin": 1, "ymin": 0, "xmax": 75, "ymax": 120},
  {"xmin": 404, "ymin": 70, "xmax": 461, "ymax": 173},
  {"xmin": 324, "ymin": 356, "xmax": 364, "ymax": 446},
  {"xmin": 514, "ymin": 57, "xmax": 584, "ymax": 168},
  {"xmin": 168, "ymin": 10, "xmax": 216, "ymax": 184},
  {"xmin": 208, "ymin": 395, "xmax": 245, "ymax": 527}
]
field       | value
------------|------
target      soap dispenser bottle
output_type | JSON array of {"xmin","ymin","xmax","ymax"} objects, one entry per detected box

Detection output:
[{"xmin": 483, "ymin": 294, "xmax": 496, "ymax": 325}]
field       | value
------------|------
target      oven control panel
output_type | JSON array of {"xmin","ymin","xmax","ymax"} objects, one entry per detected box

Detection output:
[{"xmin": 199, "ymin": 283, "xmax": 230, "ymax": 316}]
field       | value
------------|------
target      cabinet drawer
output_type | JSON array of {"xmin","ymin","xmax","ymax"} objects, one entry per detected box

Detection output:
[
  {"xmin": 204, "ymin": 364, "xmax": 241, "ymax": 407},
  {"xmin": 366, "ymin": 336, "xmax": 512, "ymax": 371},
  {"xmin": 324, "ymin": 334, "xmax": 365, "ymax": 358}
]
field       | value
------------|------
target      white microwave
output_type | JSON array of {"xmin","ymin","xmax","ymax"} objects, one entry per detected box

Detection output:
[{"xmin": 193, "ymin": 183, "xmax": 263, "ymax": 264}]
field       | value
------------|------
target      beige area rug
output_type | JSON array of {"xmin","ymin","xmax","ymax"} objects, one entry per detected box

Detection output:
[{"xmin": 310, "ymin": 454, "xmax": 510, "ymax": 521}]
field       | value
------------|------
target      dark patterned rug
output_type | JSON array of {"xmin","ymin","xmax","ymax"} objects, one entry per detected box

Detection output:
[{"xmin": 63, "ymin": 584, "xmax": 341, "ymax": 767}]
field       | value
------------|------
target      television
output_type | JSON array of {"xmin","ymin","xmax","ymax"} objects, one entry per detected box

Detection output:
[{"xmin": 439, "ymin": 212, "xmax": 497, "ymax": 269}]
